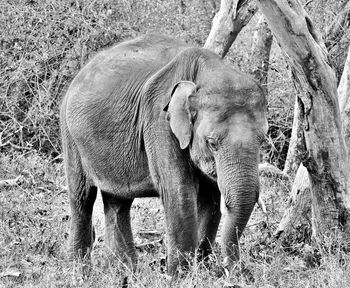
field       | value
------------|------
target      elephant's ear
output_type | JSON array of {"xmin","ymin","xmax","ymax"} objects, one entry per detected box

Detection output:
[{"xmin": 164, "ymin": 81, "xmax": 197, "ymax": 149}]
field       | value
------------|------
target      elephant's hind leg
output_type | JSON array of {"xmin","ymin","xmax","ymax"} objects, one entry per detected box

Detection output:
[
  {"xmin": 101, "ymin": 192, "xmax": 136, "ymax": 271},
  {"xmin": 61, "ymin": 121, "xmax": 97, "ymax": 259},
  {"xmin": 65, "ymin": 151, "xmax": 97, "ymax": 260},
  {"xmin": 197, "ymin": 177, "xmax": 221, "ymax": 260}
]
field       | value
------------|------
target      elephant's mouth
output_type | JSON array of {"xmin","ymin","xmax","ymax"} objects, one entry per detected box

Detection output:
[
  {"xmin": 200, "ymin": 160, "xmax": 217, "ymax": 179},
  {"xmin": 207, "ymin": 170, "xmax": 217, "ymax": 179}
]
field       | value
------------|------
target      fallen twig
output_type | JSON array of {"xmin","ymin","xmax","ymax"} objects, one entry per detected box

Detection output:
[
  {"xmin": 136, "ymin": 239, "xmax": 163, "ymax": 252},
  {"xmin": 9, "ymin": 142, "xmax": 32, "ymax": 151},
  {"xmin": 138, "ymin": 230, "xmax": 162, "ymax": 238},
  {"xmin": 0, "ymin": 267, "xmax": 21, "ymax": 278},
  {"xmin": 0, "ymin": 176, "xmax": 23, "ymax": 188}
]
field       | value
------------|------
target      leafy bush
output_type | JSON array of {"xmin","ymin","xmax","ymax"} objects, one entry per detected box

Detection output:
[{"xmin": 0, "ymin": 0, "xmax": 213, "ymax": 158}]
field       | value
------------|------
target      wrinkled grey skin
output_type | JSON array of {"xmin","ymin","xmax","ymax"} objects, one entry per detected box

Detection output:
[{"xmin": 60, "ymin": 34, "xmax": 267, "ymax": 275}]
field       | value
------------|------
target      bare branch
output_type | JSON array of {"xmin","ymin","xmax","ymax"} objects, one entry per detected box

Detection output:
[
  {"xmin": 304, "ymin": 0, "xmax": 314, "ymax": 8},
  {"xmin": 204, "ymin": 0, "xmax": 258, "ymax": 57},
  {"xmin": 324, "ymin": 1, "xmax": 350, "ymax": 50}
]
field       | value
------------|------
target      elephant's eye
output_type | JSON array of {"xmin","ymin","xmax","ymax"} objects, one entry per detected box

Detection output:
[{"xmin": 205, "ymin": 137, "xmax": 218, "ymax": 151}]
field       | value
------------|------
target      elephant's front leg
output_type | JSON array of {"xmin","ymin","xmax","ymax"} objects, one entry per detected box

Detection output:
[
  {"xmin": 162, "ymin": 183, "xmax": 199, "ymax": 275},
  {"xmin": 101, "ymin": 192, "xmax": 136, "ymax": 271},
  {"xmin": 197, "ymin": 176, "xmax": 221, "ymax": 260}
]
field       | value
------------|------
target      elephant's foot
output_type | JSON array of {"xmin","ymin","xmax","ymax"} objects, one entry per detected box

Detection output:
[
  {"xmin": 222, "ymin": 260, "xmax": 254, "ymax": 284},
  {"xmin": 67, "ymin": 222, "xmax": 95, "ymax": 262},
  {"xmin": 197, "ymin": 237, "xmax": 216, "ymax": 263},
  {"xmin": 166, "ymin": 248, "xmax": 198, "ymax": 277}
]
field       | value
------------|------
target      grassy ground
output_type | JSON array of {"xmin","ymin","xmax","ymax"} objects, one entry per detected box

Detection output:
[{"xmin": 1, "ymin": 152, "xmax": 350, "ymax": 287}]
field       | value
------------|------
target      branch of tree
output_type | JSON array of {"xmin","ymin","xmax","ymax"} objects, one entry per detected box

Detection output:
[
  {"xmin": 204, "ymin": 0, "xmax": 258, "ymax": 57},
  {"xmin": 324, "ymin": 1, "xmax": 350, "ymax": 50},
  {"xmin": 304, "ymin": 0, "xmax": 314, "ymax": 8}
]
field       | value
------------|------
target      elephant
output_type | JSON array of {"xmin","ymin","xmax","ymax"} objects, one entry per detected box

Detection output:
[{"xmin": 60, "ymin": 34, "xmax": 267, "ymax": 276}]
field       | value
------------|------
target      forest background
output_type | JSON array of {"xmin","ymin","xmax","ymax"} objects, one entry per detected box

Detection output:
[{"xmin": 1, "ymin": 0, "xmax": 350, "ymax": 287}]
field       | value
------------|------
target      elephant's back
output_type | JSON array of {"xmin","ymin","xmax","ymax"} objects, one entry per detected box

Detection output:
[
  {"xmin": 63, "ymin": 34, "xmax": 188, "ymax": 131},
  {"xmin": 109, "ymin": 34, "xmax": 190, "ymax": 64},
  {"xmin": 63, "ymin": 34, "xmax": 189, "ymax": 116},
  {"xmin": 60, "ymin": 34, "xmax": 189, "ymax": 193},
  {"xmin": 70, "ymin": 34, "xmax": 188, "ymax": 91}
]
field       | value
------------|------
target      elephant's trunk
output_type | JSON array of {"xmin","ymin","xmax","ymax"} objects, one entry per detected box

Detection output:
[{"xmin": 216, "ymin": 150, "xmax": 259, "ymax": 269}]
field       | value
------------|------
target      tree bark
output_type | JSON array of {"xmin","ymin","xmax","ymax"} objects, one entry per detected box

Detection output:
[
  {"xmin": 283, "ymin": 95, "xmax": 305, "ymax": 177},
  {"xmin": 249, "ymin": 15, "xmax": 273, "ymax": 95},
  {"xmin": 284, "ymin": 2, "xmax": 350, "ymax": 176},
  {"xmin": 338, "ymin": 46, "xmax": 350, "ymax": 149},
  {"xmin": 256, "ymin": 0, "xmax": 350, "ymax": 240},
  {"xmin": 204, "ymin": 0, "xmax": 258, "ymax": 57},
  {"xmin": 275, "ymin": 163, "xmax": 311, "ymax": 238}
]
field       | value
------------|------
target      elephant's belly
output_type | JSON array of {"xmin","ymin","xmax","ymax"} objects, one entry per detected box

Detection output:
[
  {"xmin": 82, "ymin": 153, "xmax": 159, "ymax": 199},
  {"xmin": 95, "ymin": 174, "xmax": 159, "ymax": 199}
]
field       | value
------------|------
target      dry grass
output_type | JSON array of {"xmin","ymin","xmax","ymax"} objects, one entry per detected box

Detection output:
[{"xmin": 1, "ymin": 153, "xmax": 350, "ymax": 287}]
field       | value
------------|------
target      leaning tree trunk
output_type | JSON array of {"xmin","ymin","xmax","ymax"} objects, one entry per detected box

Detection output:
[
  {"xmin": 285, "ymin": 1, "xmax": 350, "ymax": 177},
  {"xmin": 248, "ymin": 14, "xmax": 275, "ymax": 179},
  {"xmin": 204, "ymin": 0, "xmax": 257, "ymax": 57},
  {"xmin": 249, "ymin": 14, "xmax": 273, "ymax": 95},
  {"xmin": 283, "ymin": 94, "xmax": 305, "ymax": 177},
  {"xmin": 256, "ymin": 0, "xmax": 350, "ymax": 241},
  {"xmin": 278, "ymin": 22, "xmax": 350, "ymax": 240},
  {"xmin": 275, "ymin": 163, "xmax": 311, "ymax": 237},
  {"xmin": 338, "ymin": 46, "xmax": 350, "ymax": 150}
]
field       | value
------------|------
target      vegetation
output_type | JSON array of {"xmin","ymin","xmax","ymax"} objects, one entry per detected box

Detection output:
[
  {"xmin": 1, "ymin": 0, "xmax": 350, "ymax": 287},
  {"xmin": 2, "ymin": 152, "xmax": 350, "ymax": 287}
]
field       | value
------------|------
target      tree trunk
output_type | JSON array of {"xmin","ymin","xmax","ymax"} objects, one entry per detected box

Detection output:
[
  {"xmin": 204, "ymin": 0, "xmax": 258, "ymax": 57},
  {"xmin": 256, "ymin": 0, "xmax": 350, "ymax": 241},
  {"xmin": 249, "ymin": 15, "xmax": 273, "ymax": 95},
  {"xmin": 283, "ymin": 95, "xmax": 305, "ymax": 177},
  {"xmin": 275, "ymin": 163, "xmax": 311, "ymax": 238},
  {"xmin": 338, "ymin": 46, "xmax": 350, "ymax": 149},
  {"xmin": 278, "ymin": 12, "xmax": 350, "ymax": 240},
  {"xmin": 285, "ymin": 2, "xmax": 350, "ymax": 177}
]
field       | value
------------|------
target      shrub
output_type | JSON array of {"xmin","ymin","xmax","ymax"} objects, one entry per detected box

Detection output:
[
  {"xmin": 1, "ymin": 0, "xmax": 349, "ymax": 167},
  {"xmin": 0, "ymin": 0, "xmax": 214, "ymax": 157}
]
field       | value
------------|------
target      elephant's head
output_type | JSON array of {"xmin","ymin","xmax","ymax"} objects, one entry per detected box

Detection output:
[{"xmin": 165, "ymin": 59, "xmax": 267, "ymax": 268}]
